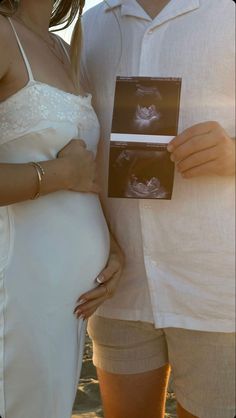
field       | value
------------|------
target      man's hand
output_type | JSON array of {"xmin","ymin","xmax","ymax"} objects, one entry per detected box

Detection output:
[
  {"xmin": 167, "ymin": 122, "xmax": 235, "ymax": 178},
  {"xmin": 74, "ymin": 236, "xmax": 124, "ymax": 320}
]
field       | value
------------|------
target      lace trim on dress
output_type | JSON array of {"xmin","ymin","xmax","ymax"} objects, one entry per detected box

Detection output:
[
  {"xmin": 0, "ymin": 82, "xmax": 96, "ymax": 145},
  {"xmin": 1, "ymin": 19, "xmax": 97, "ymax": 145}
]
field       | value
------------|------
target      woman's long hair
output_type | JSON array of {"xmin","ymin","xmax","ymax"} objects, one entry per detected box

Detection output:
[{"xmin": 0, "ymin": 0, "xmax": 85, "ymax": 87}]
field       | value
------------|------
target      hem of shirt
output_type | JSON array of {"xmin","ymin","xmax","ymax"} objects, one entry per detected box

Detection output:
[
  {"xmin": 95, "ymin": 308, "xmax": 235, "ymax": 333},
  {"xmin": 175, "ymin": 387, "xmax": 235, "ymax": 418},
  {"xmin": 152, "ymin": 312, "xmax": 235, "ymax": 333}
]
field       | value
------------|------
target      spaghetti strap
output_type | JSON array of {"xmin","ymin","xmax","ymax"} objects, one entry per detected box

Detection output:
[{"xmin": 8, "ymin": 17, "xmax": 34, "ymax": 82}]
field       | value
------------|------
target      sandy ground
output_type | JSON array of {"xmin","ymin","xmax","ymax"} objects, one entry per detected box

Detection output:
[{"xmin": 72, "ymin": 334, "xmax": 177, "ymax": 418}]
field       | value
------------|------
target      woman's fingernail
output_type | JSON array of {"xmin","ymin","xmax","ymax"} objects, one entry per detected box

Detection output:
[
  {"xmin": 170, "ymin": 154, "xmax": 175, "ymax": 162},
  {"xmin": 77, "ymin": 298, "xmax": 87, "ymax": 305},
  {"xmin": 167, "ymin": 144, "xmax": 173, "ymax": 152},
  {"xmin": 95, "ymin": 274, "xmax": 104, "ymax": 284}
]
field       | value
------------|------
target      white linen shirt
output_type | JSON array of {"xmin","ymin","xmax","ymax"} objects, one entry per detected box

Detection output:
[{"xmin": 80, "ymin": 0, "xmax": 235, "ymax": 332}]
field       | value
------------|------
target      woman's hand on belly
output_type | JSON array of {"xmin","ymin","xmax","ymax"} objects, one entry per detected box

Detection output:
[
  {"xmin": 73, "ymin": 235, "xmax": 124, "ymax": 320},
  {"xmin": 0, "ymin": 139, "xmax": 99, "ymax": 206},
  {"xmin": 58, "ymin": 139, "xmax": 100, "ymax": 193}
]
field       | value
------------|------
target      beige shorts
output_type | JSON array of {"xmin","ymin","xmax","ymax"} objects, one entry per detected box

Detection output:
[{"xmin": 88, "ymin": 316, "xmax": 236, "ymax": 418}]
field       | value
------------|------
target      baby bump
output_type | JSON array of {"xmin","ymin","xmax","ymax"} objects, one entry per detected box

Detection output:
[{"xmin": 7, "ymin": 192, "xmax": 110, "ymax": 305}]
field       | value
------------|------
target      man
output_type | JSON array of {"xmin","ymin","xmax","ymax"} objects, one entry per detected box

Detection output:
[{"xmin": 79, "ymin": 1, "xmax": 235, "ymax": 417}]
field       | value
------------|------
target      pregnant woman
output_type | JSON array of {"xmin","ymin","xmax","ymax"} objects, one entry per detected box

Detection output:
[{"xmin": 0, "ymin": 1, "xmax": 122, "ymax": 417}]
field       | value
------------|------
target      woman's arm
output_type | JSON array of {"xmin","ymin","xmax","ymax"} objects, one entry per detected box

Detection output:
[
  {"xmin": 0, "ymin": 139, "xmax": 99, "ymax": 206},
  {"xmin": 0, "ymin": 159, "xmax": 69, "ymax": 206},
  {"xmin": 0, "ymin": 18, "xmax": 99, "ymax": 206}
]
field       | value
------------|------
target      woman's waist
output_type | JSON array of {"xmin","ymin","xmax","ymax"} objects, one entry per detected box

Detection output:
[
  {"xmin": 3, "ymin": 194, "xmax": 110, "ymax": 277},
  {"xmin": 11, "ymin": 191, "xmax": 107, "ymax": 229}
]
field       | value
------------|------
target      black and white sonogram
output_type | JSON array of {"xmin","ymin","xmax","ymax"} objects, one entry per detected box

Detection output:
[
  {"xmin": 108, "ymin": 143, "xmax": 174, "ymax": 200},
  {"xmin": 133, "ymin": 84, "xmax": 162, "ymax": 133},
  {"xmin": 112, "ymin": 77, "xmax": 181, "ymax": 136},
  {"xmin": 109, "ymin": 76, "xmax": 181, "ymax": 199}
]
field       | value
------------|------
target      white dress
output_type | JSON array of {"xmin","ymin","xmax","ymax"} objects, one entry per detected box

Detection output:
[{"xmin": 0, "ymin": 19, "xmax": 110, "ymax": 418}]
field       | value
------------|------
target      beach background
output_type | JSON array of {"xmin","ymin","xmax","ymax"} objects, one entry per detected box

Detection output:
[
  {"xmin": 59, "ymin": 0, "xmax": 102, "ymax": 43},
  {"xmin": 72, "ymin": 333, "xmax": 177, "ymax": 418},
  {"xmin": 60, "ymin": 3, "xmax": 177, "ymax": 416}
]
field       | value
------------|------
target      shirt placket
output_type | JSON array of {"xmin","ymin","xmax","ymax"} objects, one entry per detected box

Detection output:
[{"xmin": 138, "ymin": 22, "xmax": 166, "ymax": 327}]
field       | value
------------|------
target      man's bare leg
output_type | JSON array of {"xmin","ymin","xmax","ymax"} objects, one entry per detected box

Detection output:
[{"xmin": 97, "ymin": 364, "xmax": 170, "ymax": 418}]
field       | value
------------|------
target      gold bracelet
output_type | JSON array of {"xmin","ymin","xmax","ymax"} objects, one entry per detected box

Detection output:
[
  {"xmin": 29, "ymin": 162, "xmax": 45, "ymax": 199},
  {"xmin": 33, "ymin": 162, "xmax": 45, "ymax": 176}
]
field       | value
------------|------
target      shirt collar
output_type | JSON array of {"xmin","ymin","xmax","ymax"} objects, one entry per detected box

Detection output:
[
  {"xmin": 104, "ymin": 0, "xmax": 123, "ymax": 12},
  {"xmin": 104, "ymin": 0, "xmax": 200, "ymax": 25}
]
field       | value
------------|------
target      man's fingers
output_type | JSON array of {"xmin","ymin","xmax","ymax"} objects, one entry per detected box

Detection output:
[
  {"xmin": 167, "ymin": 121, "xmax": 219, "ymax": 152},
  {"xmin": 177, "ymin": 147, "xmax": 217, "ymax": 173},
  {"xmin": 170, "ymin": 131, "xmax": 218, "ymax": 163},
  {"xmin": 181, "ymin": 160, "xmax": 219, "ymax": 178}
]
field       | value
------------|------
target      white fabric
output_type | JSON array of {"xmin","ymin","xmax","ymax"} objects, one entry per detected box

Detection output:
[
  {"xmin": 80, "ymin": 0, "xmax": 235, "ymax": 332},
  {"xmin": 0, "ymin": 19, "xmax": 110, "ymax": 418}
]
